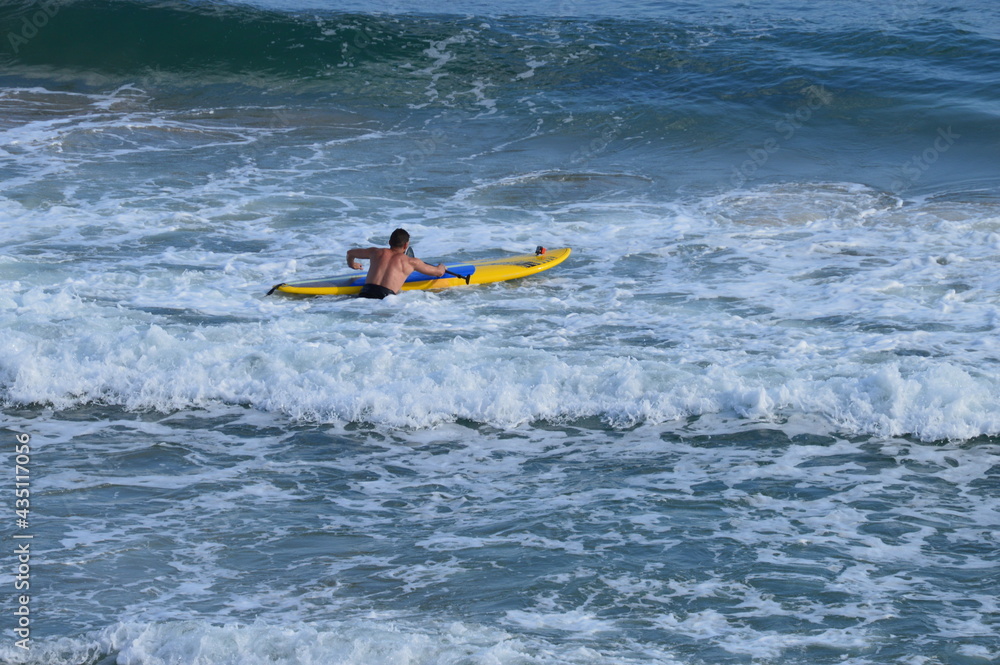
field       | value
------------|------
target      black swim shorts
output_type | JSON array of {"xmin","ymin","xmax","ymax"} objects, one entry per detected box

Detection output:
[{"xmin": 357, "ymin": 283, "xmax": 396, "ymax": 299}]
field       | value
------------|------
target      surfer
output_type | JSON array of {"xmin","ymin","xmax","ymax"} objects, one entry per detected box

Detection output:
[{"xmin": 347, "ymin": 228, "xmax": 446, "ymax": 299}]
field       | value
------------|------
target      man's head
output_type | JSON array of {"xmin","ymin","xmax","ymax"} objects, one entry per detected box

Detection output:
[{"xmin": 389, "ymin": 228, "xmax": 410, "ymax": 249}]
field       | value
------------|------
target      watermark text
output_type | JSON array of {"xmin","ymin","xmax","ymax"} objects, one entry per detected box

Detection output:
[
  {"xmin": 11, "ymin": 432, "xmax": 32, "ymax": 651},
  {"xmin": 7, "ymin": 0, "xmax": 63, "ymax": 55}
]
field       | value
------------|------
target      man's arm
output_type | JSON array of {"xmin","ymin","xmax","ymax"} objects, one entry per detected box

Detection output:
[
  {"xmin": 347, "ymin": 247, "xmax": 376, "ymax": 270},
  {"xmin": 412, "ymin": 257, "xmax": 446, "ymax": 277}
]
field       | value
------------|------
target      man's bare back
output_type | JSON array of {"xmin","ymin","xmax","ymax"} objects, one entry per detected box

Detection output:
[{"xmin": 346, "ymin": 229, "xmax": 445, "ymax": 297}]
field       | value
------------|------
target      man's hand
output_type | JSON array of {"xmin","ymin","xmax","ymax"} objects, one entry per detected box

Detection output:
[{"xmin": 349, "ymin": 260, "xmax": 363, "ymax": 270}]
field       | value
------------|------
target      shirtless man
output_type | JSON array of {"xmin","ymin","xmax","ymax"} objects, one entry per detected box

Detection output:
[{"xmin": 346, "ymin": 228, "xmax": 446, "ymax": 299}]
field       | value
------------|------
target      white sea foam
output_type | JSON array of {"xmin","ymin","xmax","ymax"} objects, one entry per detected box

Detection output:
[
  {"xmin": 0, "ymin": 618, "xmax": 664, "ymax": 665},
  {"xmin": 5, "ymin": 258, "xmax": 997, "ymax": 440}
]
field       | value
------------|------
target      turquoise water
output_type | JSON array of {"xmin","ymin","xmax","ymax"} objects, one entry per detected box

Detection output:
[{"xmin": 1, "ymin": 1, "xmax": 999, "ymax": 663}]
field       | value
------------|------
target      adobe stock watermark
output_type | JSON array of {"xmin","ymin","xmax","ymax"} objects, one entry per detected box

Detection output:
[
  {"xmin": 876, "ymin": 0, "xmax": 927, "ymax": 35},
  {"xmin": 730, "ymin": 84, "xmax": 833, "ymax": 189},
  {"xmin": 396, "ymin": 110, "xmax": 467, "ymax": 178},
  {"xmin": 532, "ymin": 114, "xmax": 635, "ymax": 205},
  {"xmin": 337, "ymin": 20, "xmax": 381, "ymax": 66},
  {"xmin": 399, "ymin": 127, "xmax": 448, "ymax": 175},
  {"xmin": 7, "ymin": 0, "xmax": 64, "ymax": 55},
  {"xmin": 11, "ymin": 432, "xmax": 32, "ymax": 651},
  {"xmin": 889, "ymin": 126, "xmax": 960, "ymax": 195}
]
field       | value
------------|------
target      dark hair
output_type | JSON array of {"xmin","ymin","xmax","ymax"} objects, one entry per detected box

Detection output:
[{"xmin": 389, "ymin": 228, "xmax": 409, "ymax": 248}]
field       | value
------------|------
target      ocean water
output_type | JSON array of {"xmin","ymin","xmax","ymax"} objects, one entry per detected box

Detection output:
[{"xmin": 1, "ymin": 1, "xmax": 999, "ymax": 663}]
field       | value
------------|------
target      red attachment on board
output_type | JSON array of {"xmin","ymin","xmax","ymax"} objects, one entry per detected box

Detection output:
[{"xmin": 535, "ymin": 246, "xmax": 546, "ymax": 255}]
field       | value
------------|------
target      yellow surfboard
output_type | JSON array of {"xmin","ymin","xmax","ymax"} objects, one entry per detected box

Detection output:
[{"xmin": 269, "ymin": 247, "xmax": 571, "ymax": 296}]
